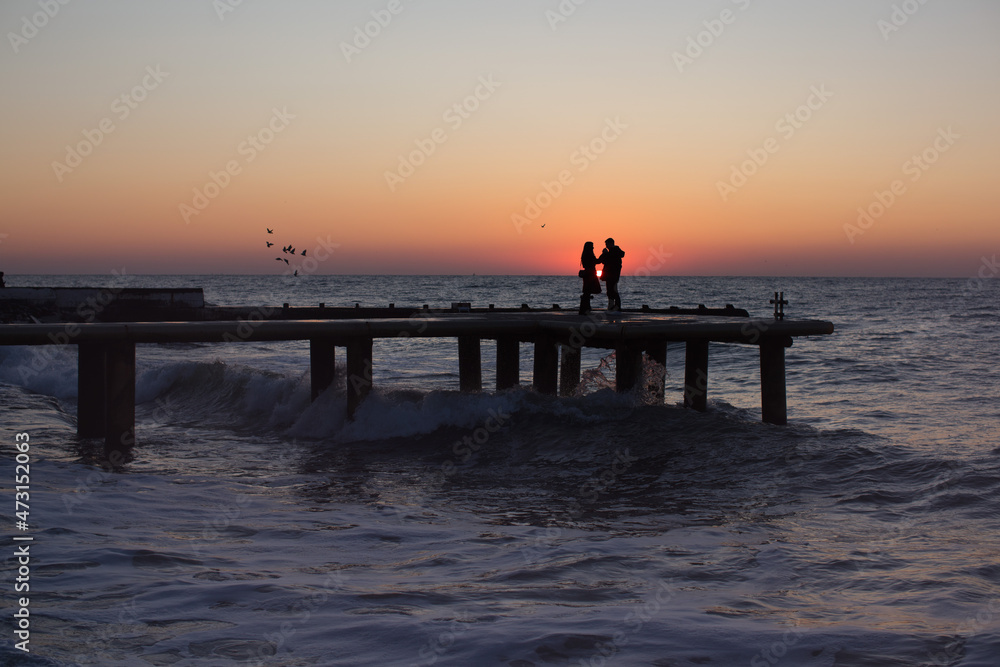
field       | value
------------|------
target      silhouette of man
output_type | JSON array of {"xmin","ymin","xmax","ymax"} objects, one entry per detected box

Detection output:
[{"xmin": 597, "ymin": 238, "xmax": 624, "ymax": 310}]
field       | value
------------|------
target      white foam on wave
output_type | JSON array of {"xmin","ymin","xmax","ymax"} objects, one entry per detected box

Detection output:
[
  {"xmin": 289, "ymin": 380, "xmax": 656, "ymax": 443},
  {"xmin": 135, "ymin": 358, "xmax": 312, "ymax": 432},
  {"xmin": 292, "ymin": 388, "xmax": 527, "ymax": 442},
  {"xmin": 1, "ymin": 343, "xmax": 668, "ymax": 444},
  {"xmin": 133, "ymin": 356, "xmax": 530, "ymax": 441},
  {"xmin": 0, "ymin": 345, "xmax": 78, "ymax": 399}
]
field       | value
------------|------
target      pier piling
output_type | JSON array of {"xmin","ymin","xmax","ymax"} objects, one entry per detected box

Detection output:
[
  {"xmin": 310, "ymin": 338, "xmax": 337, "ymax": 400},
  {"xmin": 645, "ymin": 340, "xmax": 667, "ymax": 401},
  {"xmin": 458, "ymin": 336, "xmax": 482, "ymax": 392},
  {"xmin": 615, "ymin": 342, "xmax": 643, "ymax": 394},
  {"xmin": 496, "ymin": 337, "xmax": 520, "ymax": 390},
  {"xmin": 77, "ymin": 342, "xmax": 107, "ymax": 438},
  {"xmin": 104, "ymin": 341, "xmax": 135, "ymax": 455},
  {"xmin": 760, "ymin": 337, "xmax": 790, "ymax": 425},
  {"xmin": 559, "ymin": 344, "xmax": 581, "ymax": 396},
  {"xmin": 533, "ymin": 337, "xmax": 558, "ymax": 395},
  {"xmin": 346, "ymin": 337, "xmax": 373, "ymax": 418},
  {"xmin": 684, "ymin": 340, "xmax": 709, "ymax": 412}
]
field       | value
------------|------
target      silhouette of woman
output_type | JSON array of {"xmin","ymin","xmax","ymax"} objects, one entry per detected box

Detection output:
[{"xmin": 579, "ymin": 242, "xmax": 601, "ymax": 314}]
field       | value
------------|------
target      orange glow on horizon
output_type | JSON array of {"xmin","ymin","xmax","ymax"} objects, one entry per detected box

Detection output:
[{"xmin": 0, "ymin": 3, "xmax": 996, "ymax": 277}]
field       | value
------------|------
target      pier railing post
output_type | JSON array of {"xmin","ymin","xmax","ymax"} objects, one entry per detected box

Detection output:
[
  {"xmin": 684, "ymin": 340, "xmax": 709, "ymax": 412},
  {"xmin": 78, "ymin": 341, "xmax": 107, "ymax": 438},
  {"xmin": 496, "ymin": 337, "xmax": 520, "ymax": 390},
  {"xmin": 559, "ymin": 344, "xmax": 581, "ymax": 396},
  {"xmin": 310, "ymin": 338, "xmax": 336, "ymax": 401},
  {"xmin": 533, "ymin": 337, "xmax": 558, "ymax": 395},
  {"xmin": 760, "ymin": 337, "xmax": 790, "ymax": 425},
  {"xmin": 458, "ymin": 336, "xmax": 482, "ymax": 392},
  {"xmin": 104, "ymin": 340, "xmax": 135, "ymax": 456},
  {"xmin": 615, "ymin": 342, "xmax": 642, "ymax": 394},
  {"xmin": 346, "ymin": 337, "xmax": 373, "ymax": 419}
]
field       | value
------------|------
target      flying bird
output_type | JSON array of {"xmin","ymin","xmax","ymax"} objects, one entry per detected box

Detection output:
[
  {"xmin": 283, "ymin": 258, "xmax": 289, "ymax": 265},
  {"xmin": 266, "ymin": 242, "xmax": 274, "ymax": 248},
  {"xmin": 301, "ymin": 249, "xmax": 307, "ymax": 256},
  {"xmin": 267, "ymin": 228, "xmax": 273, "ymax": 234},
  {"xmin": 293, "ymin": 270, "xmax": 299, "ymax": 277}
]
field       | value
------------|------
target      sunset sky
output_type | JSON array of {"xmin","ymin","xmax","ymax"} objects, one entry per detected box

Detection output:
[{"xmin": 1, "ymin": 0, "xmax": 997, "ymax": 276}]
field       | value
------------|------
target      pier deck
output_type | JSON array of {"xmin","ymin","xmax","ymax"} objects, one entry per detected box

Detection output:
[{"xmin": 0, "ymin": 309, "xmax": 834, "ymax": 457}]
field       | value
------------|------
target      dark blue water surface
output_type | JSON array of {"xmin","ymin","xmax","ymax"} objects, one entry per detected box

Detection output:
[{"xmin": 1, "ymin": 275, "xmax": 998, "ymax": 666}]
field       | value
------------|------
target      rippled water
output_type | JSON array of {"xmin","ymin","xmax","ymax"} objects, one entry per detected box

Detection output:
[{"xmin": 1, "ymin": 275, "xmax": 998, "ymax": 666}]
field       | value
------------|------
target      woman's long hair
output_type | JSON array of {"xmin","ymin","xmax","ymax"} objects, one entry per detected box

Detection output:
[{"xmin": 581, "ymin": 241, "xmax": 594, "ymax": 267}]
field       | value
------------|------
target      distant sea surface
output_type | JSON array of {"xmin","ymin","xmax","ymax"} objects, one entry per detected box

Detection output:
[{"xmin": 1, "ymin": 275, "xmax": 998, "ymax": 666}]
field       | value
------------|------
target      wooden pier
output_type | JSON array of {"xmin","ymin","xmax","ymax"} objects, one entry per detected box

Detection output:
[{"xmin": 0, "ymin": 308, "xmax": 834, "ymax": 457}]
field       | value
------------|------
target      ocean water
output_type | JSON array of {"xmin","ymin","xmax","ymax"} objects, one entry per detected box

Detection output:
[{"xmin": 1, "ymin": 275, "xmax": 998, "ymax": 667}]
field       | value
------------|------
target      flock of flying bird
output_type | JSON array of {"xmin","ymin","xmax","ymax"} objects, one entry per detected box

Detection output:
[{"xmin": 266, "ymin": 228, "xmax": 306, "ymax": 276}]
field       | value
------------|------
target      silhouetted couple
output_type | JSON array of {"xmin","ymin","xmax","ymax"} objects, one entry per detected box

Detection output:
[{"xmin": 579, "ymin": 238, "xmax": 625, "ymax": 314}]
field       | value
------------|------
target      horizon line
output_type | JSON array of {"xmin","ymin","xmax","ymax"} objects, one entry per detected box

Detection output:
[{"xmin": 2, "ymin": 273, "xmax": 970, "ymax": 280}]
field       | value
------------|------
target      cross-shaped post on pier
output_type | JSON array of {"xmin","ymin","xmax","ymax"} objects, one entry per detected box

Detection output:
[{"xmin": 770, "ymin": 292, "xmax": 788, "ymax": 321}]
